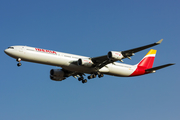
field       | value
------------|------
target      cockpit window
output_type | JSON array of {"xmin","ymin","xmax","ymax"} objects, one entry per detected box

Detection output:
[{"xmin": 8, "ymin": 47, "xmax": 14, "ymax": 49}]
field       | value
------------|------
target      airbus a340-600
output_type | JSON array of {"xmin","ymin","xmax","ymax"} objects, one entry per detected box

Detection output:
[{"xmin": 4, "ymin": 39, "xmax": 174, "ymax": 83}]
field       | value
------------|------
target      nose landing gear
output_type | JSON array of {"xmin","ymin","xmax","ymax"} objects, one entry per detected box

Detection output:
[
  {"xmin": 17, "ymin": 63, "xmax": 22, "ymax": 66},
  {"xmin": 16, "ymin": 58, "xmax": 22, "ymax": 67}
]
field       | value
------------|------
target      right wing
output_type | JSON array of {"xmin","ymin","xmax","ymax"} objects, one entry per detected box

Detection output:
[{"xmin": 91, "ymin": 39, "xmax": 163, "ymax": 70}]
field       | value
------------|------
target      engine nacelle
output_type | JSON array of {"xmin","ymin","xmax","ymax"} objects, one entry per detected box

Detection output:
[
  {"xmin": 77, "ymin": 58, "xmax": 93, "ymax": 67},
  {"xmin": 50, "ymin": 75, "xmax": 65, "ymax": 81},
  {"xmin": 50, "ymin": 69, "xmax": 65, "ymax": 81},
  {"xmin": 107, "ymin": 51, "xmax": 124, "ymax": 61}
]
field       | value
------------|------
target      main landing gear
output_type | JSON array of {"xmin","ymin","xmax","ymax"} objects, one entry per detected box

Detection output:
[
  {"xmin": 78, "ymin": 72, "xmax": 104, "ymax": 84},
  {"xmin": 78, "ymin": 76, "xmax": 87, "ymax": 84},
  {"xmin": 88, "ymin": 72, "xmax": 104, "ymax": 79},
  {"xmin": 16, "ymin": 58, "xmax": 22, "ymax": 67}
]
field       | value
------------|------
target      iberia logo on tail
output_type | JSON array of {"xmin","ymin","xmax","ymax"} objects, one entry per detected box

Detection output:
[{"xmin": 130, "ymin": 49, "xmax": 156, "ymax": 76}]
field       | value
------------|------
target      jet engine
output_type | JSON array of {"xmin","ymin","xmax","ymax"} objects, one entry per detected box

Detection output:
[
  {"xmin": 78, "ymin": 58, "xmax": 93, "ymax": 67},
  {"xmin": 107, "ymin": 51, "xmax": 124, "ymax": 61},
  {"xmin": 50, "ymin": 69, "xmax": 65, "ymax": 81}
]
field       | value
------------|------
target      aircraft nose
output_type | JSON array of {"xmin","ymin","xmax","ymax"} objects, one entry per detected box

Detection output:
[
  {"xmin": 4, "ymin": 49, "xmax": 8, "ymax": 54},
  {"xmin": 4, "ymin": 48, "xmax": 11, "ymax": 55}
]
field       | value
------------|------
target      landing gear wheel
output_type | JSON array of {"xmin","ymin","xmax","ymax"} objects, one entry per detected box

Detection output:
[
  {"xmin": 88, "ymin": 75, "xmax": 92, "ymax": 79},
  {"xmin": 17, "ymin": 63, "xmax": 22, "ymax": 67},
  {"xmin": 78, "ymin": 78, "xmax": 82, "ymax": 81},
  {"xmin": 92, "ymin": 74, "xmax": 96, "ymax": 78},
  {"xmin": 78, "ymin": 76, "xmax": 84, "ymax": 81},
  {"xmin": 98, "ymin": 74, "xmax": 104, "ymax": 78},
  {"xmin": 82, "ymin": 79, "xmax": 87, "ymax": 84},
  {"xmin": 88, "ymin": 74, "xmax": 96, "ymax": 79}
]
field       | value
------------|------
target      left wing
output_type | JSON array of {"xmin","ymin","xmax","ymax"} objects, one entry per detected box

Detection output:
[
  {"xmin": 145, "ymin": 63, "xmax": 175, "ymax": 73},
  {"xmin": 91, "ymin": 39, "xmax": 163, "ymax": 69}
]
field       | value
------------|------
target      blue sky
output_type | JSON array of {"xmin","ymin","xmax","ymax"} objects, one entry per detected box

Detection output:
[{"xmin": 1, "ymin": 0, "xmax": 179, "ymax": 120}]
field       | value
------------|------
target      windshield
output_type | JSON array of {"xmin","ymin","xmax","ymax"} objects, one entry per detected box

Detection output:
[{"xmin": 8, "ymin": 47, "xmax": 14, "ymax": 49}]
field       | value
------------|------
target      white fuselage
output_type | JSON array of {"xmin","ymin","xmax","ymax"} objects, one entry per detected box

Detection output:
[{"xmin": 4, "ymin": 46, "xmax": 137, "ymax": 77}]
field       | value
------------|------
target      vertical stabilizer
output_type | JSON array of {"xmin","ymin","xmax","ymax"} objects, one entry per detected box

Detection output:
[
  {"xmin": 138, "ymin": 49, "xmax": 156, "ymax": 69},
  {"xmin": 130, "ymin": 49, "xmax": 156, "ymax": 76}
]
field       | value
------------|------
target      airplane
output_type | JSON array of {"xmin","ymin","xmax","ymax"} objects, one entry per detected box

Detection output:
[{"xmin": 4, "ymin": 39, "xmax": 175, "ymax": 83}]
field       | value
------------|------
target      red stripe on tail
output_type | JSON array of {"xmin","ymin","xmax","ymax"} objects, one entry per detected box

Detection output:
[{"xmin": 130, "ymin": 49, "xmax": 156, "ymax": 76}]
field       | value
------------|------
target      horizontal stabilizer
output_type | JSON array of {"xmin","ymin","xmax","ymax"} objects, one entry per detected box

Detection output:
[{"xmin": 145, "ymin": 63, "xmax": 175, "ymax": 72}]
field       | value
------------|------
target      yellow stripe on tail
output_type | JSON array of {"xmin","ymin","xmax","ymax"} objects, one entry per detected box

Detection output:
[{"xmin": 145, "ymin": 49, "xmax": 157, "ymax": 56}]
